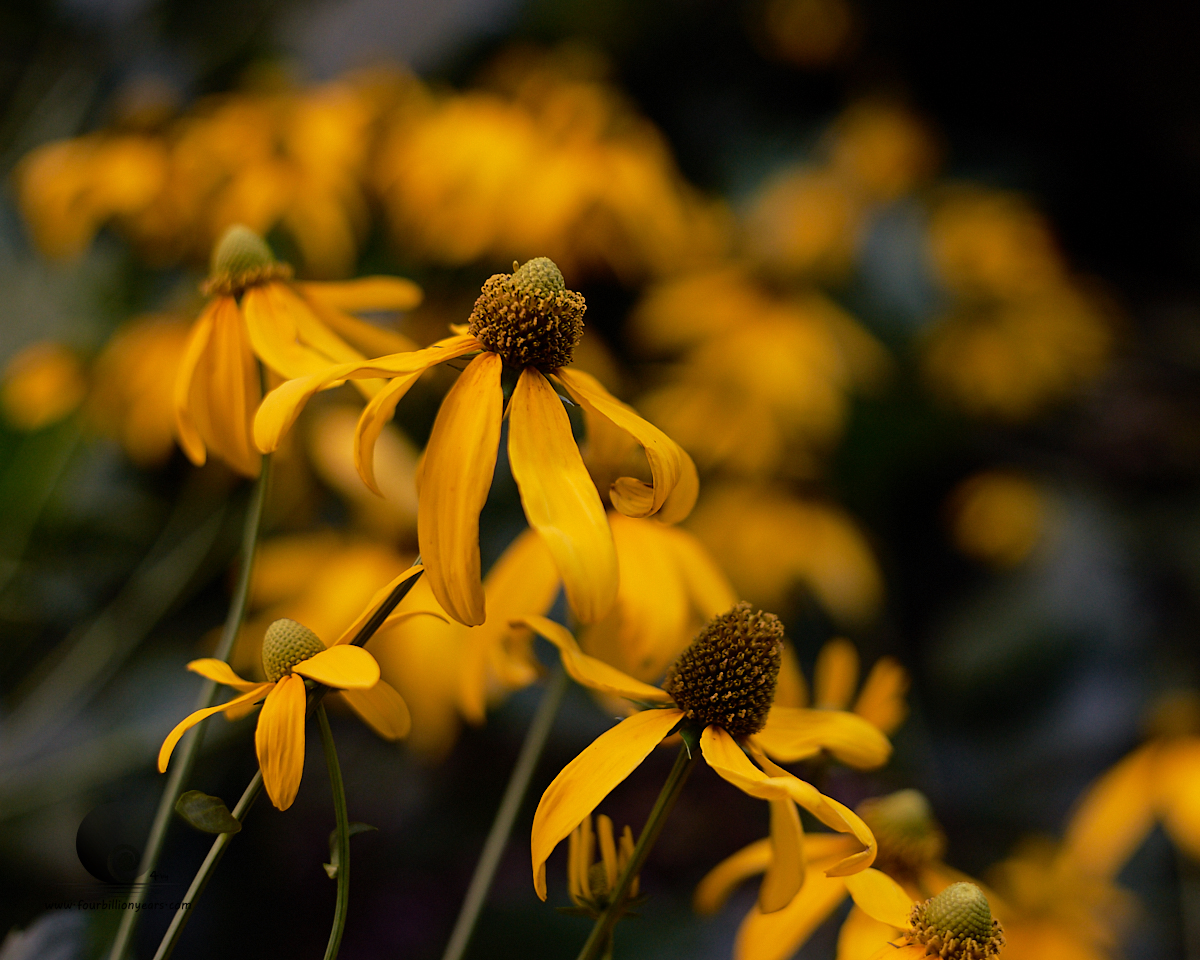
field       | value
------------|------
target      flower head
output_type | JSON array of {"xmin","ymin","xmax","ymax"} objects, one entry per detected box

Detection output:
[
  {"xmin": 521, "ymin": 605, "xmax": 891, "ymax": 903},
  {"xmin": 906, "ymin": 883, "xmax": 1005, "ymax": 960},
  {"xmin": 254, "ymin": 258, "xmax": 698, "ymax": 628},
  {"xmin": 158, "ymin": 596, "xmax": 420, "ymax": 809}
]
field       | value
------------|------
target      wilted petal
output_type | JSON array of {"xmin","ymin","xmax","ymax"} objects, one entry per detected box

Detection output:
[
  {"xmin": 508, "ymin": 369, "xmax": 616, "ymax": 624},
  {"xmin": 531, "ymin": 707, "xmax": 684, "ymax": 900},
  {"xmin": 419, "ymin": 352, "xmax": 503, "ymax": 626},
  {"xmin": 557, "ymin": 368, "xmax": 698, "ymax": 523},
  {"xmin": 157, "ymin": 684, "xmax": 271, "ymax": 772},
  {"xmin": 755, "ymin": 707, "xmax": 892, "ymax": 768},
  {"xmin": 339, "ymin": 680, "xmax": 412, "ymax": 740},
  {"xmin": 292, "ymin": 645, "xmax": 380, "ymax": 689},
  {"xmin": 255, "ymin": 673, "xmax": 308, "ymax": 810},
  {"xmin": 513, "ymin": 615, "xmax": 673, "ymax": 704}
]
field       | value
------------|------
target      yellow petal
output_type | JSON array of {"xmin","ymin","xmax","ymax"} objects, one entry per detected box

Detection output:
[
  {"xmin": 186, "ymin": 658, "xmax": 260, "ymax": 692},
  {"xmin": 173, "ymin": 303, "xmax": 215, "ymax": 466},
  {"xmin": 864, "ymin": 944, "xmax": 925, "ymax": 960},
  {"xmin": 253, "ymin": 333, "xmax": 478, "ymax": 453},
  {"xmin": 332, "ymin": 564, "xmax": 425, "ymax": 646},
  {"xmin": 814, "ymin": 638, "xmax": 860, "ymax": 710},
  {"xmin": 531, "ymin": 707, "xmax": 685, "ymax": 900},
  {"xmin": 694, "ymin": 838, "xmax": 773, "ymax": 915},
  {"xmin": 302, "ymin": 292, "xmax": 418, "ymax": 360},
  {"xmin": 597, "ymin": 814, "xmax": 618, "ymax": 891},
  {"xmin": 353, "ymin": 337, "xmax": 481, "ymax": 494},
  {"xmin": 760, "ymin": 797, "xmax": 805, "ymax": 913},
  {"xmin": 513, "ymin": 615, "xmax": 673, "ymax": 704},
  {"xmin": 1156, "ymin": 739, "xmax": 1200, "ymax": 862},
  {"xmin": 509, "ymin": 369, "xmax": 616, "ymax": 624},
  {"xmin": 704, "ymin": 728, "xmax": 876, "ymax": 875},
  {"xmin": 735, "ymin": 868, "xmax": 849, "ymax": 960},
  {"xmin": 838, "ymin": 906, "xmax": 905, "ymax": 960},
  {"xmin": 158, "ymin": 684, "xmax": 271, "ymax": 772},
  {"xmin": 1063, "ymin": 743, "xmax": 1157, "ymax": 878},
  {"xmin": 292, "ymin": 645, "xmax": 380, "ymax": 689},
  {"xmin": 557, "ymin": 368, "xmax": 698, "ymax": 523},
  {"xmin": 852, "ymin": 657, "xmax": 909, "ymax": 736},
  {"xmin": 298, "ymin": 277, "xmax": 423, "ymax": 312},
  {"xmin": 755, "ymin": 707, "xmax": 892, "ymax": 768},
  {"xmin": 243, "ymin": 284, "xmax": 348, "ymax": 380},
  {"xmin": 843, "ymin": 869, "xmax": 913, "ymax": 928},
  {"xmin": 202, "ymin": 295, "xmax": 261, "ymax": 477},
  {"xmin": 419, "ymin": 352, "xmax": 503, "ymax": 626},
  {"xmin": 661, "ymin": 523, "xmax": 738, "ymax": 618},
  {"xmin": 460, "ymin": 530, "xmax": 561, "ymax": 724},
  {"xmin": 339, "ymin": 680, "xmax": 412, "ymax": 740},
  {"xmin": 255, "ymin": 673, "xmax": 308, "ymax": 810}
]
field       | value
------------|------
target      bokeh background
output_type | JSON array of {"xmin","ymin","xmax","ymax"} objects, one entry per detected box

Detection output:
[{"xmin": 3, "ymin": 1, "xmax": 1200, "ymax": 959}]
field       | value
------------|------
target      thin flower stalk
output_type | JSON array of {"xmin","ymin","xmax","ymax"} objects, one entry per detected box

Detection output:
[{"xmin": 319, "ymin": 704, "xmax": 351, "ymax": 960}]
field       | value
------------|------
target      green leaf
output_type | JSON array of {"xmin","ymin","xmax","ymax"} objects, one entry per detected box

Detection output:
[
  {"xmin": 324, "ymin": 822, "xmax": 378, "ymax": 879},
  {"xmin": 175, "ymin": 791, "xmax": 241, "ymax": 834}
]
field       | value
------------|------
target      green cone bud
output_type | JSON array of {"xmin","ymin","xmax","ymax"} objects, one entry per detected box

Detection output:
[
  {"xmin": 204, "ymin": 224, "xmax": 292, "ymax": 297},
  {"xmin": 908, "ymin": 882, "xmax": 1004, "ymax": 960},
  {"xmin": 262, "ymin": 618, "xmax": 325, "ymax": 682}
]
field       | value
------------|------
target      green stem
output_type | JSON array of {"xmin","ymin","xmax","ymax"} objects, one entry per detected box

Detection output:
[
  {"xmin": 150, "ymin": 771, "xmax": 264, "ymax": 960},
  {"xmin": 318, "ymin": 704, "xmax": 351, "ymax": 960},
  {"xmin": 440, "ymin": 666, "xmax": 570, "ymax": 960},
  {"xmin": 108, "ymin": 457, "xmax": 271, "ymax": 960},
  {"xmin": 575, "ymin": 744, "xmax": 696, "ymax": 960}
]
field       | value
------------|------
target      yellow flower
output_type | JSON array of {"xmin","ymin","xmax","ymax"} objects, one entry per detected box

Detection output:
[
  {"xmin": 696, "ymin": 791, "xmax": 968, "ymax": 960},
  {"xmin": 158, "ymin": 612, "xmax": 416, "ymax": 810},
  {"xmin": 176, "ymin": 224, "xmax": 421, "ymax": 477},
  {"xmin": 523, "ymin": 603, "xmax": 889, "ymax": 903},
  {"xmin": 946, "ymin": 469, "xmax": 1046, "ymax": 569},
  {"xmin": 1063, "ymin": 689, "xmax": 1200, "ymax": 878},
  {"xmin": 0, "ymin": 342, "xmax": 87, "ymax": 431},
  {"xmin": 863, "ymin": 882, "xmax": 1005, "ymax": 960},
  {"xmin": 86, "ymin": 315, "xmax": 190, "ymax": 466},
  {"xmin": 254, "ymin": 257, "xmax": 698, "ymax": 627}
]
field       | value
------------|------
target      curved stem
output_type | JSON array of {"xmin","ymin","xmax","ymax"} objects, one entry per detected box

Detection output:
[
  {"xmin": 575, "ymin": 744, "xmax": 696, "ymax": 960},
  {"xmin": 318, "ymin": 704, "xmax": 351, "ymax": 960},
  {"xmin": 440, "ymin": 666, "xmax": 570, "ymax": 960},
  {"xmin": 150, "ymin": 772, "xmax": 264, "ymax": 960},
  {"xmin": 108, "ymin": 457, "xmax": 271, "ymax": 960}
]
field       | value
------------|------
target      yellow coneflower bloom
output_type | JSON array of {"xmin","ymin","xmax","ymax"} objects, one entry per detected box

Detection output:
[
  {"xmin": 696, "ymin": 791, "xmax": 970, "ymax": 960},
  {"xmin": 1063, "ymin": 690, "xmax": 1200, "ymax": 877},
  {"xmin": 524, "ymin": 604, "xmax": 889, "ymax": 905},
  {"xmin": 159, "ymin": 585, "xmax": 422, "ymax": 809},
  {"xmin": 176, "ymin": 224, "xmax": 421, "ymax": 477},
  {"xmin": 864, "ymin": 882, "xmax": 1005, "ymax": 960},
  {"xmin": 254, "ymin": 257, "xmax": 697, "ymax": 627},
  {"xmin": 0, "ymin": 342, "xmax": 88, "ymax": 431}
]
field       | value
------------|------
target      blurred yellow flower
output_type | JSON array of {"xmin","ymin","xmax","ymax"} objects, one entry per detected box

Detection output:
[
  {"xmin": 827, "ymin": 101, "xmax": 940, "ymax": 204},
  {"xmin": 176, "ymin": 225, "xmax": 421, "ymax": 477},
  {"xmin": 524, "ymin": 605, "xmax": 887, "ymax": 902},
  {"xmin": 946, "ymin": 469, "xmax": 1046, "ymax": 568},
  {"xmin": 0, "ymin": 341, "xmax": 87, "ymax": 431},
  {"xmin": 255, "ymin": 258, "xmax": 697, "ymax": 628},
  {"xmin": 755, "ymin": 0, "xmax": 858, "ymax": 69},
  {"xmin": 160, "ymin": 612, "xmax": 416, "ymax": 810},
  {"xmin": 687, "ymin": 484, "xmax": 884, "ymax": 624},
  {"xmin": 87, "ymin": 315, "xmax": 190, "ymax": 466}
]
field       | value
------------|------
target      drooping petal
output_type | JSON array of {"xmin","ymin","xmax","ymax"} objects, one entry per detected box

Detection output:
[
  {"xmin": 186, "ymin": 658, "xmax": 261, "ymax": 692},
  {"xmin": 158, "ymin": 684, "xmax": 271, "ymax": 772},
  {"xmin": 755, "ymin": 707, "xmax": 892, "ymax": 768},
  {"xmin": 852, "ymin": 657, "xmax": 909, "ymax": 736},
  {"xmin": 814, "ymin": 638, "xmax": 860, "ymax": 710},
  {"xmin": 292, "ymin": 645, "xmax": 380, "ymax": 689},
  {"xmin": 531, "ymin": 707, "xmax": 685, "ymax": 900},
  {"xmin": 301, "ymin": 290, "xmax": 418, "ymax": 364},
  {"xmin": 513, "ymin": 615, "xmax": 673, "ymax": 704},
  {"xmin": 735, "ymin": 869, "xmax": 850, "ymax": 960},
  {"xmin": 1062, "ymin": 743, "xmax": 1158, "ymax": 879},
  {"xmin": 339, "ymin": 680, "xmax": 412, "ymax": 740},
  {"xmin": 201, "ymin": 296, "xmax": 262, "ymax": 477},
  {"xmin": 332, "ymin": 564, "xmax": 426, "ymax": 646},
  {"xmin": 838, "ymin": 906, "xmax": 907, "ymax": 960},
  {"xmin": 702, "ymin": 727, "xmax": 876, "ymax": 875},
  {"xmin": 253, "ymin": 334, "xmax": 479, "ymax": 453},
  {"xmin": 298, "ymin": 277, "xmax": 423, "ymax": 312},
  {"xmin": 557, "ymin": 367, "xmax": 698, "ymax": 523},
  {"xmin": 759, "ymin": 797, "xmax": 805, "ymax": 913},
  {"xmin": 419, "ymin": 352, "xmax": 503, "ymax": 626},
  {"xmin": 255, "ymin": 673, "xmax": 308, "ymax": 810},
  {"xmin": 173, "ymin": 303, "xmax": 216, "ymax": 466},
  {"xmin": 243, "ymin": 284, "xmax": 348, "ymax": 380},
  {"xmin": 843, "ymin": 869, "xmax": 914, "ymax": 928},
  {"xmin": 662, "ymin": 522, "xmax": 738, "ymax": 618},
  {"xmin": 508, "ymin": 369, "xmax": 616, "ymax": 623},
  {"xmin": 459, "ymin": 530, "xmax": 561, "ymax": 724}
]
